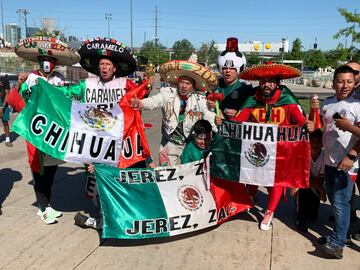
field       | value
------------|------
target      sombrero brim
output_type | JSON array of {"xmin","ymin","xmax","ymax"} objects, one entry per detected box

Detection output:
[
  {"xmin": 159, "ymin": 60, "xmax": 218, "ymax": 92},
  {"xmin": 79, "ymin": 38, "xmax": 136, "ymax": 77},
  {"xmin": 15, "ymin": 37, "xmax": 80, "ymax": 66},
  {"xmin": 239, "ymin": 63, "xmax": 301, "ymax": 80}
]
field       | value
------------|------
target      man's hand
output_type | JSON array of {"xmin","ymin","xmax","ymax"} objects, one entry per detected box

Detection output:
[
  {"xmin": 130, "ymin": 97, "xmax": 144, "ymax": 110},
  {"xmin": 335, "ymin": 117, "xmax": 353, "ymax": 132},
  {"xmin": 17, "ymin": 73, "xmax": 28, "ymax": 89},
  {"xmin": 215, "ymin": 115, "xmax": 223, "ymax": 125},
  {"xmin": 305, "ymin": 119, "xmax": 315, "ymax": 132},
  {"xmin": 337, "ymin": 155, "xmax": 354, "ymax": 171},
  {"xmin": 224, "ymin": 108, "xmax": 237, "ymax": 118},
  {"xmin": 0, "ymin": 107, "xmax": 3, "ymax": 118}
]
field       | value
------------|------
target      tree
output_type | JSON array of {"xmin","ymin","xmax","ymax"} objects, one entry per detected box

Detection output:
[
  {"xmin": 197, "ymin": 40, "xmax": 219, "ymax": 66},
  {"xmin": 139, "ymin": 41, "xmax": 169, "ymax": 66},
  {"xmin": 324, "ymin": 45, "xmax": 350, "ymax": 68},
  {"xmin": 35, "ymin": 28, "xmax": 62, "ymax": 38},
  {"xmin": 290, "ymin": 38, "xmax": 303, "ymax": 60},
  {"xmin": 246, "ymin": 53, "xmax": 260, "ymax": 66},
  {"xmin": 304, "ymin": 49, "xmax": 327, "ymax": 70},
  {"xmin": 334, "ymin": 8, "xmax": 360, "ymax": 45},
  {"xmin": 171, "ymin": 39, "xmax": 195, "ymax": 60}
]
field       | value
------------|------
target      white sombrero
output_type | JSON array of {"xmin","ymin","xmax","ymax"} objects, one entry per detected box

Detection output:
[
  {"xmin": 15, "ymin": 36, "xmax": 80, "ymax": 66},
  {"xmin": 159, "ymin": 60, "xmax": 218, "ymax": 92}
]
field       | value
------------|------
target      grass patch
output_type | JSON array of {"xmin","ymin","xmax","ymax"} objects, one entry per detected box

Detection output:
[{"xmin": 298, "ymin": 98, "xmax": 310, "ymax": 114}]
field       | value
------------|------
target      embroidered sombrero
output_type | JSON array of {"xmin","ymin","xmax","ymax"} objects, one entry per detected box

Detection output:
[
  {"xmin": 159, "ymin": 60, "xmax": 218, "ymax": 92},
  {"xmin": 79, "ymin": 37, "xmax": 136, "ymax": 77},
  {"xmin": 239, "ymin": 62, "xmax": 301, "ymax": 80},
  {"xmin": 15, "ymin": 36, "xmax": 80, "ymax": 66}
]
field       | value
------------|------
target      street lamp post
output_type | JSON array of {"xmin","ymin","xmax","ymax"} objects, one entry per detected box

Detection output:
[{"xmin": 105, "ymin": 12, "xmax": 112, "ymax": 38}]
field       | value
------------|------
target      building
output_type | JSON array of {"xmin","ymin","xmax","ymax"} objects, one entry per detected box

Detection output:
[
  {"xmin": 4, "ymin": 23, "xmax": 21, "ymax": 47},
  {"xmin": 42, "ymin": 18, "xmax": 56, "ymax": 34},
  {"xmin": 26, "ymin": 27, "xmax": 40, "ymax": 37},
  {"xmin": 215, "ymin": 39, "xmax": 289, "ymax": 57}
]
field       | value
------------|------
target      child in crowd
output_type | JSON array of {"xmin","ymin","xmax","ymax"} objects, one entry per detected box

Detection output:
[
  {"xmin": 180, "ymin": 119, "xmax": 212, "ymax": 164},
  {"xmin": 293, "ymin": 129, "xmax": 326, "ymax": 232}
]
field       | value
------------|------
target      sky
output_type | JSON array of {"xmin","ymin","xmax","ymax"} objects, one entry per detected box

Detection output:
[{"xmin": 2, "ymin": 0, "xmax": 359, "ymax": 50}]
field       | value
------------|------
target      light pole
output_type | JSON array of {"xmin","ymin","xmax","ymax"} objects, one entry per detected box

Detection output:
[
  {"xmin": 130, "ymin": 0, "xmax": 133, "ymax": 50},
  {"xmin": 105, "ymin": 12, "xmax": 112, "ymax": 38}
]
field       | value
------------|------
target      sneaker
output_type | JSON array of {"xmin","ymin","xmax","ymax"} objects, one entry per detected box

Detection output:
[
  {"xmin": 5, "ymin": 142, "xmax": 13, "ymax": 147},
  {"xmin": 318, "ymin": 236, "xmax": 329, "ymax": 245},
  {"xmin": 321, "ymin": 243, "xmax": 343, "ymax": 259},
  {"xmin": 74, "ymin": 212, "xmax": 102, "ymax": 230},
  {"xmin": 37, "ymin": 206, "xmax": 62, "ymax": 218},
  {"xmin": 39, "ymin": 207, "xmax": 58, "ymax": 225},
  {"xmin": 260, "ymin": 210, "xmax": 273, "ymax": 231}
]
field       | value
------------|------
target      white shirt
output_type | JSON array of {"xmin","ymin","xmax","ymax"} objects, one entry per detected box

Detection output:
[{"xmin": 321, "ymin": 93, "xmax": 360, "ymax": 167}]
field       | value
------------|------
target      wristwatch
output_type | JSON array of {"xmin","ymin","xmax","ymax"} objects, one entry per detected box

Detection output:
[{"xmin": 346, "ymin": 154, "xmax": 357, "ymax": 161}]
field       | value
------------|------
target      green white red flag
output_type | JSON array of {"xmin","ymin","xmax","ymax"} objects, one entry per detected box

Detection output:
[
  {"xmin": 95, "ymin": 160, "xmax": 252, "ymax": 239},
  {"xmin": 11, "ymin": 78, "xmax": 150, "ymax": 167},
  {"xmin": 211, "ymin": 121, "xmax": 311, "ymax": 188}
]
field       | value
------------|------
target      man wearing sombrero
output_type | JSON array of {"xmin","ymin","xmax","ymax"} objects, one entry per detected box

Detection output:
[
  {"xmin": 53, "ymin": 37, "xmax": 150, "ymax": 230},
  {"xmin": 6, "ymin": 37, "xmax": 80, "ymax": 225},
  {"xmin": 217, "ymin": 62, "xmax": 314, "ymax": 231},
  {"xmin": 208, "ymin": 37, "xmax": 254, "ymax": 118},
  {"xmin": 130, "ymin": 60, "xmax": 218, "ymax": 166}
]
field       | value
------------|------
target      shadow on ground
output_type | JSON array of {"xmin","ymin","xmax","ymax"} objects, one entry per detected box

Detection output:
[
  {"xmin": 0, "ymin": 168, "xmax": 23, "ymax": 210},
  {"xmin": 26, "ymin": 165, "xmax": 99, "ymax": 217}
]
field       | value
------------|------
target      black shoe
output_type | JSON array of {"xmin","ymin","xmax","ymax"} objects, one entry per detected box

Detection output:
[
  {"xmin": 321, "ymin": 243, "xmax": 343, "ymax": 259},
  {"xmin": 74, "ymin": 212, "xmax": 89, "ymax": 228},
  {"xmin": 295, "ymin": 217, "xmax": 308, "ymax": 232},
  {"xmin": 318, "ymin": 236, "xmax": 328, "ymax": 245}
]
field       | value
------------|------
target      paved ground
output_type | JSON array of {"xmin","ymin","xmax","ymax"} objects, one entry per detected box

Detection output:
[{"xmin": 0, "ymin": 79, "xmax": 359, "ymax": 270}]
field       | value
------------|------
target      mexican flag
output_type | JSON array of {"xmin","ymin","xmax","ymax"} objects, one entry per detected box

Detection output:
[
  {"xmin": 95, "ymin": 159, "xmax": 252, "ymax": 239},
  {"xmin": 12, "ymin": 78, "xmax": 150, "ymax": 167},
  {"xmin": 211, "ymin": 121, "xmax": 310, "ymax": 188}
]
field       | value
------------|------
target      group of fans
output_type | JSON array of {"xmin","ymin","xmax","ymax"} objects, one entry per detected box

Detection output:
[{"xmin": 1, "ymin": 36, "xmax": 360, "ymax": 260}]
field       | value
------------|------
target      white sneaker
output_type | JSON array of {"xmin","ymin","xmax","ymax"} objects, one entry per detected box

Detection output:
[
  {"xmin": 37, "ymin": 206, "xmax": 62, "ymax": 218},
  {"xmin": 39, "ymin": 207, "xmax": 58, "ymax": 225},
  {"xmin": 260, "ymin": 210, "xmax": 273, "ymax": 231}
]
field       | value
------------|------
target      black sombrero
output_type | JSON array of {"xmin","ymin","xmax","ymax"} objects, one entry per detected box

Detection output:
[{"xmin": 79, "ymin": 37, "xmax": 136, "ymax": 77}]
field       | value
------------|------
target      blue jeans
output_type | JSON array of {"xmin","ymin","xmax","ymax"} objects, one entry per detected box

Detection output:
[{"xmin": 325, "ymin": 166, "xmax": 354, "ymax": 248}]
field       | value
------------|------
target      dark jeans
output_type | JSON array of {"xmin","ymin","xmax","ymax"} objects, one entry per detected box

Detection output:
[
  {"xmin": 325, "ymin": 165, "xmax": 354, "ymax": 248},
  {"xmin": 32, "ymin": 165, "xmax": 58, "ymax": 210}
]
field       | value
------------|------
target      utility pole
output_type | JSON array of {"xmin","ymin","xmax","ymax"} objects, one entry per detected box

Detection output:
[
  {"xmin": 1, "ymin": 0, "xmax": 4, "ymax": 46},
  {"xmin": 16, "ymin": 9, "xmax": 30, "ymax": 39},
  {"xmin": 350, "ymin": 9, "xmax": 357, "ymax": 60},
  {"xmin": 130, "ymin": 0, "xmax": 133, "ymax": 50},
  {"xmin": 144, "ymin": 32, "xmax": 146, "ymax": 43},
  {"xmin": 154, "ymin": 5, "xmax": 158, "ymax": 46},
  {"xmin": 105, "ymin": 12, "xmax": 112, "ymax": 38}
]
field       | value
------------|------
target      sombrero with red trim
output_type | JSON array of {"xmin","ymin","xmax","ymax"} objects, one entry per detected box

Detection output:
[
  {"xmin": 239, "ymin": 62, "xmax": 301, "ymax": 80},
  {"xmin": 159, "ymin": 60, "xmax": 218, "ymax": 92},
  {"xmin": 15, "ymin": 36, "xmax": 80, "ymax": 66},
  {"xmin": 79, "ymin": 37, "xmax": 136, "ymax": 77}
]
